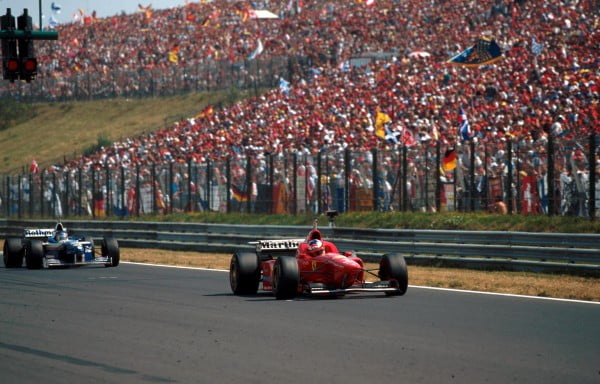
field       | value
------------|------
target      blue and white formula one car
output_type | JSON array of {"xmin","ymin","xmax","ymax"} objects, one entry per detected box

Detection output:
[{"xmin": 3, "ymin": 223, "xmax": 120, "ymax": 269}]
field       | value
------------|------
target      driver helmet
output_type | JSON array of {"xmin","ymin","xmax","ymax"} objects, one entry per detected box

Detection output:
[
  {"xmin": 55, "ymin": 231, "xmax": 68, "ymax": 241},
  {"xmin": 307, "ymin": 239, "xmax": 324, "ymax": 257}
]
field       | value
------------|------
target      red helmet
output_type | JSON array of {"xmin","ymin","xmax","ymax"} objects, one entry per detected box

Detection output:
[{"xmin": 307, "ymin": 239, "xmax": 324, "ymax": 257}]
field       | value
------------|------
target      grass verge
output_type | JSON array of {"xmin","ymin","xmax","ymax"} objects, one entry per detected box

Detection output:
[
  {"xmin": 0, "ymin": 91, "xmax": 254, "ymax": 173},
  {"xmin": 129, "ymin": 211, "xmax": 600, "ymax": 233}
]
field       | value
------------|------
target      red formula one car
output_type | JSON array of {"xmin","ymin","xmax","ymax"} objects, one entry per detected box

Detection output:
[{"xmin": 229, "ymin": 221, "xmax": 408, "ymax": 299}]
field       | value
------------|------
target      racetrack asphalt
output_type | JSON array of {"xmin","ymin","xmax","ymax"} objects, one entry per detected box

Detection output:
[{"xmin": 1, "ymin": 263, "xmax": 598, "ymax": 384}]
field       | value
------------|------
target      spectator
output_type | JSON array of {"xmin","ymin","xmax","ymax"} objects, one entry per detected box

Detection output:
[{"xmin": 0, "ymin": 0, "xmax": 597, "ymax": 217}]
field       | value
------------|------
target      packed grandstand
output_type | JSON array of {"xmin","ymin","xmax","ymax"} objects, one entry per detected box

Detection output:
[{"xmin": 1, "ymin": 0, "xmax": 598, "ymax": 217}]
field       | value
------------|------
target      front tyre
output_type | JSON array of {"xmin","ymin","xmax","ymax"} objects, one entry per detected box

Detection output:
[
  {"xmin": 102, "ymin": 237, "xmax": 120, "ymax": 267},
  {"xmin": 3, "ymin": 238, "xmax": 24, "ymax": 268},
  {"xmin": 272, "ymin": 256, "xmax": 299, "ymax": 300},
  {"xmin": 25, "ymin": 240, "xmax": 44, "ymax": 270},
  {"xmin": 229, "ymin": 252, "xmax": 260, "ymax": 295},
  {"xmin": 379, "ymin": 253, "xmax": 408, "ymax": 296}
]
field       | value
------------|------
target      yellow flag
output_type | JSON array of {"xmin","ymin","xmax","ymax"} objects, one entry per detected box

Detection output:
[
  {"xmin": 169, "ymin": 49, "xmax": 178, "ymax": 64},
  {"xmin": 375, "ymin": 111, "xmax": 391, "ymax": 139}
]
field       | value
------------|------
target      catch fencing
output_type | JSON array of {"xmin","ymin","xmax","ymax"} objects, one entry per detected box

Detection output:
[
  {"xmin": 1, "ymin": 134, "xmax": 598, "ymax": 219},
  {"xmin": 0, "ymin": 55, "xmax": 300, "ymax": 101}
]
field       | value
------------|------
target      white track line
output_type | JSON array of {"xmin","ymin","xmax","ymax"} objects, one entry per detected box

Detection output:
[
  {"xmin": 407, "ymin": 285, "xmax": 600, "ymax": 305},
  {"xmin": 123, "ymin": 261, "xmax": 229, "ymax": 272},
  {"xmin": 122, "ymin": 262, "xmax": 600, "ymax": 305}
]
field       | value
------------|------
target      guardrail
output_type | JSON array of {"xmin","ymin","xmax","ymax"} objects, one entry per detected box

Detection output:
[{"xmin": 1, "ymin": 219, "xmax": 599, "ymax": 275}]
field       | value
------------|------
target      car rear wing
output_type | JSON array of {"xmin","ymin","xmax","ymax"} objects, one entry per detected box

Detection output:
[
  {"xmin": 23, "ymin": 228, "xmax": 54, "ymax": 239},
  {"xmin": 249, "ymin": 239, "xmax": 305, "ymax": 257}
]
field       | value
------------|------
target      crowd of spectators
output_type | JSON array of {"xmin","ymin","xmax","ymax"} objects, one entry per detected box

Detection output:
[{"xmin": 1, "ymin": 0, "xmax": 598, "ymax": 216}]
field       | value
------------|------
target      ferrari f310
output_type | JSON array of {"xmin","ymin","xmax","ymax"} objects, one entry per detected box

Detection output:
[{"xmin": 230, "ymin": 220, "xmax": 408, "ymax": 299}]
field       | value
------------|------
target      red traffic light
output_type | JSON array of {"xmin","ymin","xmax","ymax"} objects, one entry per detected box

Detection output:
[
  {"xmin": 22, "ymin": 58, "xmax": 36, "ymax": 72},
  {"xmin": 6, "ymin": 58, "xmax": 19, "ymax": 72}
]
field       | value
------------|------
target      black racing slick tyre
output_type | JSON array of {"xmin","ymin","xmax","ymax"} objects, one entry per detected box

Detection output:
[
  {"xmin": 379, "ymin": 253, "xmax": 408, "ymax": 296},
  {"xmin": 25, "ymin": 240, "xmax": 44, "ymax": 270},
  {"xmin": 272, "ymin": 256, "xmax": 299, "ymax": 300},
  {"xmin": 3, "ymin": 238, "xmax": 24, "ymax": 268},
  {"xmin": 229, "ymin": 252, "xmax": 260, "ymax": 295},
  {"xmin": 102, "ymin": 237, "xmax": 120, "ymax": 267}
]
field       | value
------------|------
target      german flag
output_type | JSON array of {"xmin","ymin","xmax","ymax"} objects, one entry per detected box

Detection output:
[
  {"xmin": 442, "ymin": 148, "xmax": 457, "ymax": 171},
  {"xmin": 231, "ymin": 185, "xmax": 248, "ymax": 202}
]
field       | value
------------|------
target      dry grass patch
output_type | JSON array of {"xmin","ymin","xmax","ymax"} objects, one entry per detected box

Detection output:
[
  {"xmin": 121, "ymin": 248, "xmax": 600, "ymax": 302},
  {"xmin": 124, "ymin": 248, "xmax": 229, "ymax": 270},
  {"xmin": 407, "ymin": 267, "xmax": 600, "ymax": 302}
]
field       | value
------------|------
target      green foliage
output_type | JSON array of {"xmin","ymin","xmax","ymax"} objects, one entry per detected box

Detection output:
[
  {"xmin": 83, "ymin": 132, "xmax": 113, "ymax": 157},
  {"xmin": 227, "ymin": 86, "xmax": 241, "ymax": 104},
  {"xmin": 0, "ymin": 98, "xmax": 35, "ymax": 131},
  {"xmin": 125, "ymin": 211, "xmax": 600, "ymax": 233}
]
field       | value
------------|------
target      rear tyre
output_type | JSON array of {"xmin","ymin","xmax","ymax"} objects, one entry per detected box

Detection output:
[
  {"xmin": 25, "ymin": 240, "xmax": 44, "ymax": 270},
  {"xmin": 3, "ymin": 238, "xmax": 24, "ymax": 268},
  {"xmin": 272, "ymin": 256, "xmax": 299, "ymax": 300},
  {"xmin": 102, "ymin": 237, "xmax": 120, "ymax": 267},
  {"xmin": 379, "ymin": 253, "xmax": 408, "ymax": 296},
  {"xmin": 230, "ymin": 252, "xmax": 260, "ymax": 295}
]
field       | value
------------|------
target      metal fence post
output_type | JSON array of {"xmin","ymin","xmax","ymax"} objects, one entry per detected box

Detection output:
[
  {"xmin": 516, "ymin": 149, "xmax": 522, "ymax": 215},
  {"xmin": 402, "ymin": 146, "xmax": 408, "ymax": 212},
  {"xmin": 484, "ymin": 146, "xmax": 489, "ymax": 209},
  {"xmin": 105, "ymin": 165, "xmax": 111, "ymax": 217},
  {"xmin": 40, "ymin": 172, "xmax": 44, "ymax": 217},
  {"xmin": 78, "ymin": 168, "xmax": 82, "ymax": 217},
  {"xmin": 589, "ymin": 134, "xmax": 596, "ymax": 220},
  {"xmin": 304, "ymin": 156, "xmax": 309, "ymax": 213},
  {"xmin": 470, "ymin": 140, "xmax": 475, "ymax": 212},
  {"xmin": 135, "ymin": 165, "xmax": 141, "ymax": 217},
  {"xmin": 246, "ymin": 155, "xmax": 252, "ymax": 214},
  {"xmin": 91, "ymin": 168, "xmax": 95, "ymax": 219},
  {"xmin": 151, "ymin": 163, "xmax": 157, "ymax": 215},
  {"xmin": 169, "ymin": 161, "xmax": 174, "ymax": 215},
  {"xmin": 436, "ymin": 141, "xmax": 441, "ymax": 212},
  {"xmin": 226, "ymin": 157, "xmax": 231, "ymax": 214},
  {"xmin": 547, "ymin": 135, "xmax": 555, "ymax": 216},
  {"xmin": 120, "ymin": 166, "xmax": 125, "ymax": 218},
  {"xmin": 29, "ymin": 173, "xmax": 33, "ymax": 217},
  {"xmin": 506, "ymin": 141, "xmax": 513, "ymax": 214},
  {"xmin": 372, "ymin": 148, "xmax": 379, "ymax": 211},
  {"xmin": 317, "ymin": 151, "xmax": 322, "ymax": 214},
  {"xmin": 292, "ymin": 154, "xmax": 298, "ymax": 215},
  {"xmin": 187, "ymin": 159, "xmax": 193, "ymax": 213},
  {"xmin": 52, "ymin": 172, "xmax": 57, "ymax": 218},
  {"xmin": 344, "ymin": 149, "xmax": 350, "ymax": 213},
  {"xmin": 64, "ymin": 171, "xmax": 70, "ymax": 217},
  {"xmin": 206, "ymin": 160, "xmax": 211, "ymax": 212},
  {"xmin": 268, "ymin": 154, "xmax": 274, "ymax": 214},
  {"xmin": 17, "ymin": 174, "xmax": 22, "ymax": 219}
]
